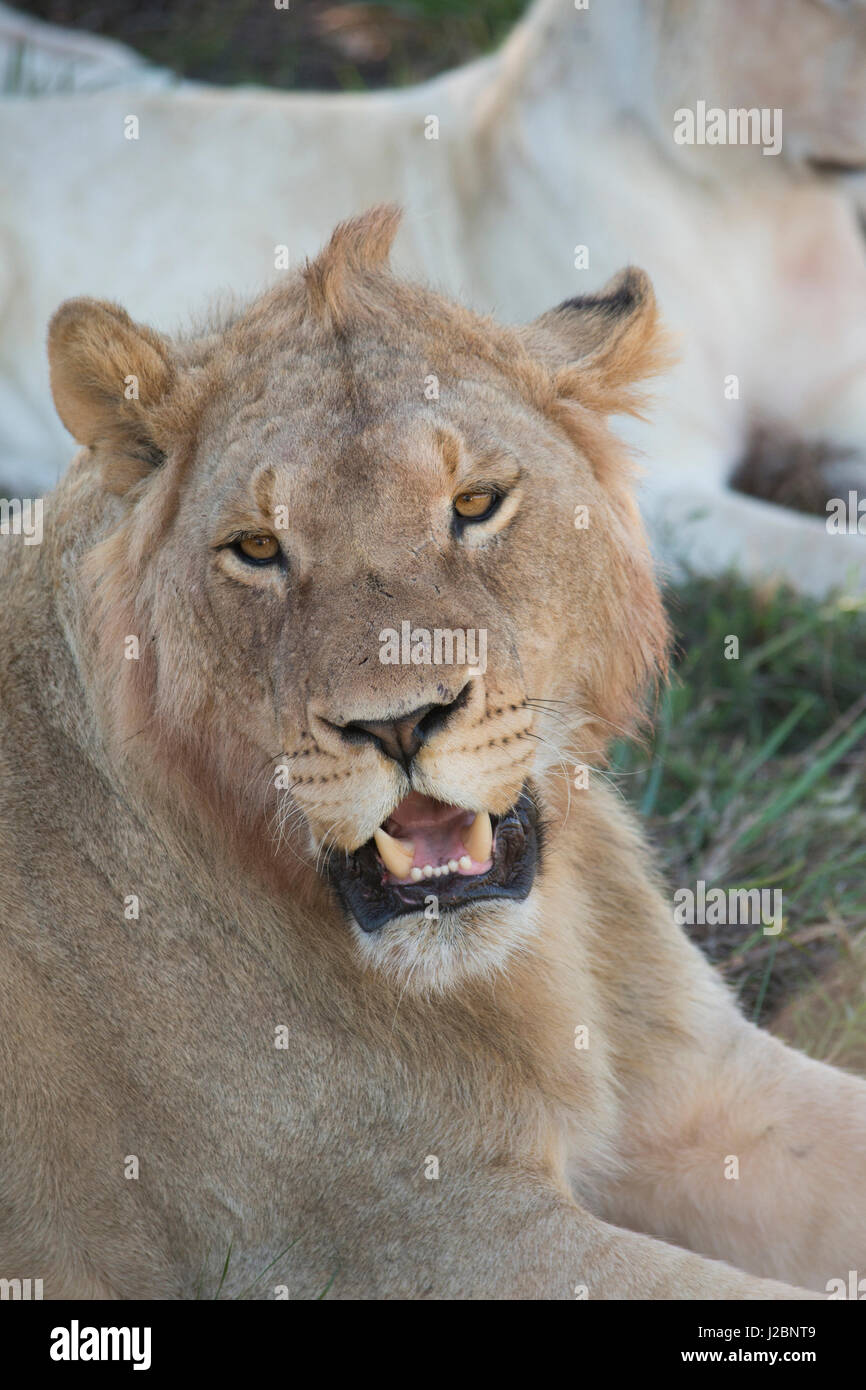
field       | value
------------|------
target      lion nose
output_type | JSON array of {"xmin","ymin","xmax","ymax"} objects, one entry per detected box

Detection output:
[
  {"xmin": 347, "ymin": 709, "xmax": 431, "ymax": 765},
  {"xmin": 339, "ymin": 685, "xmax": 470, "ymax": 771}
]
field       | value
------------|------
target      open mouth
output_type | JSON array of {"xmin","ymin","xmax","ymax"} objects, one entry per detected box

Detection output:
[{"xmin": 327, "ymin": 786, "xmax": 539, "ymax": 933}]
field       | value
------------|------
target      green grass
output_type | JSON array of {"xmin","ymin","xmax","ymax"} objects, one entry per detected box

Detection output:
[
  {"xmin": 194, "ymin": 1238, "xmax": 317, "ymax": 1298},
  {"xmin": 19, "ymin": 0, "xmax": 528, "ymax": 91},
  {"xmin": 611, "ymin": 575, "xmax": 866, "ymax": 1030},
  {"xmin": 773, "ymin": 935, "xmax": 866, "ymax": 1072}
]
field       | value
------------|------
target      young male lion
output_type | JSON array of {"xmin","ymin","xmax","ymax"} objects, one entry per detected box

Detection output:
[{"xmin": 0, "ymin": 207, "xmax": 863, "ymax": 1300}]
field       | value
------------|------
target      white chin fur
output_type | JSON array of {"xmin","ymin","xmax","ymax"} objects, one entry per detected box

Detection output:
[{"xmin": 350, "ymin": 896, "xmax": 541, "ymax": 996}]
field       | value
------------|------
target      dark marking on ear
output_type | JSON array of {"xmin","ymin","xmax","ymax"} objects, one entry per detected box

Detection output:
[
  {"xmin": 522, "ymin": 265, "xmax": 669, "ymax": 417},
  {"xmin": 556, "ymin": 277, "xmax": 642, "ymax": 320}
]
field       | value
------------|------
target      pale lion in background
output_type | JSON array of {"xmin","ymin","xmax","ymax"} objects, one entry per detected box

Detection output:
[{"xmin": 2, "ymin": 0, "xmax": 866, "ymax": 592}]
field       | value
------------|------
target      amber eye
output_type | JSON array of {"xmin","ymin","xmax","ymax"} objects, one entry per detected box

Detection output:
[
  {"xmin": 453, "ymin": 489, "xmax": 501, "ymax": 522},
  {"xmin": 235, "ymin": 533, "xmax": 280, "ymax": 564}
]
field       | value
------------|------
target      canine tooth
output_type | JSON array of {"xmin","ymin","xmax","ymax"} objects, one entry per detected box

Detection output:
[
  {"xmin": 410, "ymin": 867, "xmax": 423, "ymax": 882},
  {"xmin": 463, "ymin": 810, "xmax": 493, "ymax": 863},
  {"xmin": 458, "ymin": 855, "xmax": 471, "ymax": 871},
  {"xmin": 447, "ymin": 859, "xmax": 458, "ymax": 873},
  {"xmin": 374, "ymin": 827, "xmax": 415, "ymax": 879},
  {"xmin": 422, "ymin": 864, "xmax": 434, "ymax": 879}
]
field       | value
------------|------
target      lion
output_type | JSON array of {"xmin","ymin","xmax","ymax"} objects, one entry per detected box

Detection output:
[
  {"xmin": 2, "ymin": 0, "xmax": 866, "ymax": 594},
  {"xmin": 1, "ymin": 207, "xmax": 864, "ymax": 1301}
]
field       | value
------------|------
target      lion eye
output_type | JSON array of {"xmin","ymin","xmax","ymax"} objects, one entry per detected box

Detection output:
[
  {"xmin": 453, "ymin": 489, "xmax": 500, "ymax": 522},
  {"xmin": 236, "ymin": 533, "xmax": 280, "ymax": 564}
]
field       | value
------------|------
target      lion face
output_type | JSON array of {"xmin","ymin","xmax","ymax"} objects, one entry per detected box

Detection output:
[{"xmin": 48, "ymin": 208, "xmax": 669, "ymax": 992}]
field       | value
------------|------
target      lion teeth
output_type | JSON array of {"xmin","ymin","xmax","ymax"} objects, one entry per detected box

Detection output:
[
  {"xmin": 397, "ymin": 855, "xmax": 491, "ymax": 881},
  {"xmin": 374, "ymin": 824, "xmax": 493, "ymax": 883},
  {"xmin": 462, "ymin": 810, "xmax": 492, "ymax": 863},
  {"xmin": 374, "ymin": 827, "xmax": 415, "ymax": 879}
]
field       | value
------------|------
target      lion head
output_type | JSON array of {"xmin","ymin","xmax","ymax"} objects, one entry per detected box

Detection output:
[{"xmin": 47, "ymin": 206, "xmax": 670, "ymax": 992}]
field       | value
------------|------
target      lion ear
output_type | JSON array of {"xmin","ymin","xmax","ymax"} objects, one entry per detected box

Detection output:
[
  {"xmin": 48, "ymin": 298, "xmax": 175, "ymax": 489},
  {"xmin": 523, "ymin": 268, "xmax": 673, "ymax": 416}
]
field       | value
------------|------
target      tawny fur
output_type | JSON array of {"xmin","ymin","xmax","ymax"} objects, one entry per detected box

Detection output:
[{"xmin": 0, "ymin": 209, "xmax": 863, "ymax": 1299}]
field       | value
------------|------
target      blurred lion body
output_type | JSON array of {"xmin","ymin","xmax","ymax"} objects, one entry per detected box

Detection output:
[
  {"xmin": 0, "ymin": 211, "xmax": 864, "ymax": 1298},
  {"xmin": 2, "ymin": 1, "xmax": 866, "ymax": 591}
]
